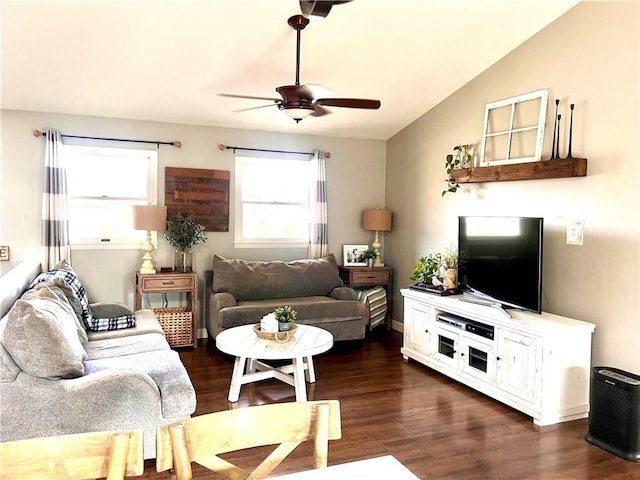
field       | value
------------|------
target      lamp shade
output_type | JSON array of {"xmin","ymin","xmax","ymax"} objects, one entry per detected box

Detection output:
[
  {"xmin": 132, "ymin": 205, "xmax": 167, "ymax": 231},
  {"xmin": 362, "ymin": 209, "xmax": 392, "ymax": 232}
]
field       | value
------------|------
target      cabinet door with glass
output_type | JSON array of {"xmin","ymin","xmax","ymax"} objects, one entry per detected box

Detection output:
[
  {"xmin": 495, "ymin": 330, "xmax": 540, "ymax": 404},
  {"xmin": 459, "ymin": 335, "xmax": 497, "ymax": 385},
  {"xmin": 433, "ymin": 326, "xmax": 461, "ymax": 369}
]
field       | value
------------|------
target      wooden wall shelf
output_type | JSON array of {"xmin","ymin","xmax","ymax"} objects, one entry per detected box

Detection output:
[{"xmin": 450, "ymin": 157, "xmax": 587, "ymax": 184}]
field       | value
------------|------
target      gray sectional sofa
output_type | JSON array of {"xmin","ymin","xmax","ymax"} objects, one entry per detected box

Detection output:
[
  {"xmin": 0, "ymin": 258, "xmax": 196, "ymax": 459},
  {"xmin": 206, "ymin": 254, "xmax": 369, "ymax": 341}
]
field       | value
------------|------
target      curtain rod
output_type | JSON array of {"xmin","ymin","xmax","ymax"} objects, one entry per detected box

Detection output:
[
  {"xmin": 33, "ymin": 130, "xmax": 181, "ymax": 148},
  {"xmin": 217, "ymin": 143, "xmax": 331, "ymax": 159}
]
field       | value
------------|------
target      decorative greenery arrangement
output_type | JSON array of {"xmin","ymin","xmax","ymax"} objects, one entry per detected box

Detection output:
[
  {"xmin": 441, "ymin": 245, "xmax": 458, "ymax": 269},
  {"xmin": 363, "ymin": 248, "xmax": 377, "ymax": 260},
  {"xmin": 442, "ymin": 144, "xmax": 473, "ymax": 196},
  {"xmin": 274, "ymin": 305, "xmax": 297, "ymax": 324},
  {"xmin": 410, "ymin": 252, "xmax": 443, "ymax": 285},
  {"xmin": 411, "ymin": 246, "xmax": 458, "ymax": 285},
  {"xmin": 164, "ymin": 214, "xmax": 207, "ymax": 250}
]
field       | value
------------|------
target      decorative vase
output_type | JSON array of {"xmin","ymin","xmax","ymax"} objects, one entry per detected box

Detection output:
[
  {"xmin": 174, "ymin": 248, "xmax": 193, "ymax": 272},
  {"xmin": 366, "ymin": 258, "xmax": 374, "ymax": 268},
  {"xmin": 279, "ymin": 322, "xmax": 293, "ymax": 332},
  {"xmin": 444, "ymin": 268, "xmax": 457, "ymax": 290}
]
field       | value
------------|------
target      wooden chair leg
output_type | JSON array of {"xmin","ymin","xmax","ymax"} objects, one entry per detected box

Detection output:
[
  {"xmin": 313, "ymin": 403, "xmax": 330, "ymax": 469},
  {"xmin": 169, "ymin": 424, "xmax": 193, "ymax": 480},
  {"xmin": 106, "ymin": 433, "xmax": 130, "ymax": 480}
]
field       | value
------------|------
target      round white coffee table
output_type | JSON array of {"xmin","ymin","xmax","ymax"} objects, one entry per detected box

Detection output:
[{"xmin": 216, "ymin": 324, "xmax": 334, "ymax": 403}]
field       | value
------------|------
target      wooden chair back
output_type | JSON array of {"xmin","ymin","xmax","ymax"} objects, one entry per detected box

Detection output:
[
  {"xmin": 156, "ymin": 400, "xmax": 341, "ymax": 480},
  {"xmin": 0, "ymin": 429, "xmax": 144, "ymax": 480}
]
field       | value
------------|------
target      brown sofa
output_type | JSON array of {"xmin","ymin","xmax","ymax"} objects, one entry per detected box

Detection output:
[{"xmin": 205, "ymin": 254, "xmax": 368, "ymax": 341}]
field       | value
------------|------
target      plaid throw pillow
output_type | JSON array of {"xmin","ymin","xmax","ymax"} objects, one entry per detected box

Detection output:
[{"xmin": 30, "ymin": 260, "xmax": 135, "ymax": 332}]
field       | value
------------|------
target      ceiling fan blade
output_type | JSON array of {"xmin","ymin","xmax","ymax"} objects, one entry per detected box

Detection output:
[
  {"xmin": 233, "ymin": 104, "xmax": 280, "ymax": 113},
  {"xmin": 311, "ymin": 104, "xmax": 332, "ymax": 117},
  {"xmin": 218, "ymin": 93, "xmax": 280, "ymax": 102},
  {"xmin": 315, "ymin": 98, "xmax": 381, "ymax": 109},
  {"xmin": 276, "ymin": 84, "xmax": 315, "ymax": 102}
]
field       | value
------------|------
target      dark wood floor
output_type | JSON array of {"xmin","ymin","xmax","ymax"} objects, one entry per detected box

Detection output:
[{"xmin": 142, "ymin": 329, "xmax": 640, "ymax": 479}]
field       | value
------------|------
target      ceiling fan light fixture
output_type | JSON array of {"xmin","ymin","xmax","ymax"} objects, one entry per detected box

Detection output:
[{"xmin": 280, "ymin": 105, "xmax": 315, "ymax": 122}]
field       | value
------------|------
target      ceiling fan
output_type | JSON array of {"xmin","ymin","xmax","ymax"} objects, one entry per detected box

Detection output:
[{"xmin": 219, "ymin": 14, "xmax": 381, "ymax": 123}]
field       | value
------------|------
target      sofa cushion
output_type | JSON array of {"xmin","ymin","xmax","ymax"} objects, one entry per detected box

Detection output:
[
  {"xmin": 30, "ymin": 259, "xmax": 95, "ymax": 327},
  {"xmin": 220, "ymin": 296, "xmax": 366, "ymax": 329},
  {"xmin": 85, "ymin": 332, "xmax": 170, "ymax": 360},
  {"xmin": 30, "ymin": 280, "xmax": 88, "ymax": 345},
  {"xmin": 2, "ymin": 283, "xmax": 86, "ymax": 379},
  {"xmin": 84, "ymin": 349, "xmax": 197, "ymax": 418},
  {"xmin": 87, "ymin": 308, "xmax": 164, "ymax": 341},
  {"xmin": 212, "ymin": 254, "xmax": 344, "ymax": 301}
]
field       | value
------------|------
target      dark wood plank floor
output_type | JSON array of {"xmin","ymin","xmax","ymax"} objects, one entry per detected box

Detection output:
[{"xmin": 141, "ymin": 329, "xmax": 640, "ymax": 479}]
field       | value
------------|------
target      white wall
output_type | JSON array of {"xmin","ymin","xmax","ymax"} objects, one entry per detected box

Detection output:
[
  {"xmin": 0, "ymin": 110, "xmax": 386, "ymax": 327},
  {"xmin": 385, "ymin": 1, "xmax": 640, "ymax": 373}
]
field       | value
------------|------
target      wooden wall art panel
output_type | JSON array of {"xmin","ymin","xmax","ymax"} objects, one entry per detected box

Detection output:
[{"xmin": 165, "ymin": 167, "xmax": 230, "ymax": 232}]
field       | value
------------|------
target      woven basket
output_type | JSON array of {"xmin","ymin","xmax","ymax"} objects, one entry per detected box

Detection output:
[
  {"xmin": 253, "ymin": 323, "xmax": 297, "ymax": 343},
  {"xmin": 153, "ymin": 307, "xmax": 193, "ymax": 347}
]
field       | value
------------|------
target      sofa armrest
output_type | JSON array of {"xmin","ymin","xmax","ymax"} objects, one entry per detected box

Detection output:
[
  {"xmin": 329, "ymin": 286, "xmax": 358, "ymax": 301},
  {"xmin": 0, "ymin": 370, "xmax": 163, "ymax": 456},
  {"xmin": 211, "ymin": 292, "xmax": 237, "ymax": 309},
  {"xmin": 208, "ymin": 292, "xmax": 237, "ymax": 338}
]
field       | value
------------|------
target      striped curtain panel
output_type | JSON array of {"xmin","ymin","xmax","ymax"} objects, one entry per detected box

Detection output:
[
  {"xmin": 307, "ymin": 150, "xmax": 328, "ymax": 259},
  {"xmin": 42, "ymin": 130, "xmax": 70, "ymax": 270}
]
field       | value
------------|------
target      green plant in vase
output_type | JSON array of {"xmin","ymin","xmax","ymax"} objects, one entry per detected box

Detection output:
[
  {"xmin": 274, "ymin": 305, "xmax": 297, "ymax": 332},
  {"xmin": 363, "ymin": 248, "xmax": 377, "ymax": 267},
  {"xmin": 164, "ymin": 214, "xmax": 207, "ymax": 272}
]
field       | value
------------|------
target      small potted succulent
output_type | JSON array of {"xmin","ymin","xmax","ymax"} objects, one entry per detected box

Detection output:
[
  {"xmin": 441, "ymin": 246, "xmax": 458, "ymax": 290},
  {"xmin": 274, "ymin": 305, "xmax": 297, "ymax": 332},
  {"xmin": 363, "ymin": 248, "xmax": 377, "ymax": 267}
]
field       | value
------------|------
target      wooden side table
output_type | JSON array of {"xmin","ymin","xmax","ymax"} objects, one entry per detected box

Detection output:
[
  {"xmin": 338, "ymin": 265, "xmax": 393, "ymax": 330},
  {"xmin": 135, "ymin": 271, "xmax": 199, "ymax": 348}
]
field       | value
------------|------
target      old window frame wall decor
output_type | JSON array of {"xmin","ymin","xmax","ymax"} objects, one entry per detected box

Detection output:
[{"xmin": 479, "ymin": 89, "xmax": 549, "ymax": 167}]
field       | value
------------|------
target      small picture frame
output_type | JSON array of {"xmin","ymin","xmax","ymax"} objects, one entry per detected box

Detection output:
[{"xmin": 343, "ymin": 244, "xmax": 368, "ymax": 266}]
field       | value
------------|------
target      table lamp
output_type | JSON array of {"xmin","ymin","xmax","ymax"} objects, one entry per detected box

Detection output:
[
  {"xmin": 362, "ymin": 208, "xmax": 392, "ymax": 267},
  {"xmin": 132, "ymin": 205, "xmax": 167, "ymax": 274}
]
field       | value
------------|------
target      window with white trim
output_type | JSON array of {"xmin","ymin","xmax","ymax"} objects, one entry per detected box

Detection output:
[
  {"xmin": 63, "ymin": 145, "xmax": 158, "ymax": 249},
  {"xmin": 235, "ymin": 155, "xmax": 311, "ymax": 248}
]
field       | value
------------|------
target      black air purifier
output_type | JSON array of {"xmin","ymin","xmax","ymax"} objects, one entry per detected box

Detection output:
[{"xmin": 585, "ymin": 366, "xmax": 640, "ymax": 462}]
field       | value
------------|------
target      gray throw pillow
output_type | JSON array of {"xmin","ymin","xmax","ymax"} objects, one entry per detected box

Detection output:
[
  {"xmin": 3, "ymin": 283, "xmax": 87, "ymax": 379},
  {"xmin": 30, "ymin": 279, "xmax": 89, "ymax": 345}
]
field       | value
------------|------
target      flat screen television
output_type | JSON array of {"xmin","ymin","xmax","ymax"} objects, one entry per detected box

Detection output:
[{"xmin": 458, "ymin": 216, "xmax": 543, "ymax": 314}]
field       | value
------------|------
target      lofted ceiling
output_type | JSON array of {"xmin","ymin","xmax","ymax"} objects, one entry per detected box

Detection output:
[{"xmin": 1, "ymin": 1, "xmax": 580, "ymax": 141}]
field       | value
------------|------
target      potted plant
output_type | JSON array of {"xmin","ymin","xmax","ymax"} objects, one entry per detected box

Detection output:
[
  {"xmin": 274, "ymin": 305, "xmax": 297, "ymax": 332},
  {"xmin": 164, "ymin": 213, "xmax": 207, "ymax": 272},
  {"xmin": 410, "ymin": 252, "xmax": 443, "ymax": 286},
  {"xmin": 363, "ymin": 248, "xmax": 377, "ymax": 267},
  {"xmin": 442, "ymin": 144, "xmax": 473, "ymax": 196},
  {"xmin": 441, "ymin": 246, "xmax": 458, "ymax": 290}
]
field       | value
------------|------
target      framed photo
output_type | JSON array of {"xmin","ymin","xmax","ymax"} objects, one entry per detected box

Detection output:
[{"xmin": 343, "ymin": 244, "xmax": 368, "ymax": 266}]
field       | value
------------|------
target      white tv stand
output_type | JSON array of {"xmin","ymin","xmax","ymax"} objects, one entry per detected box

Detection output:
[{"xmin": 400, "ymin": 288, "xmax": 596, "ymax": 426}]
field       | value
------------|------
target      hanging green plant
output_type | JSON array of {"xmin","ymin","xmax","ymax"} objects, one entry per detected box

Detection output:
[{"xmin": 442, "ymin": 144, "xmax": 473, "ymax": 196}]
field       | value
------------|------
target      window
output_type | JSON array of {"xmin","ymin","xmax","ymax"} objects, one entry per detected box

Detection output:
[
  {"xmin": 63, "ymin": 145, "xmax": 158, "ymax": 248},
  {"xmin": 235, "ymin": 155, "xmax": 312, "ymax": 248},
  {"xmin": 480, "ymin": 89, "xmax": 549, "ymax": 166}
]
